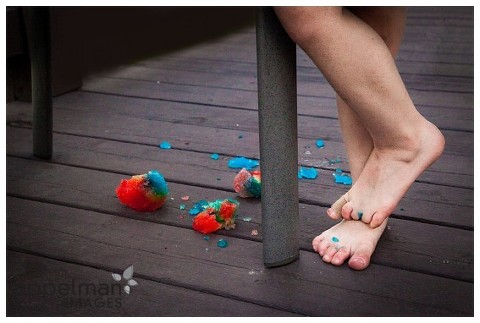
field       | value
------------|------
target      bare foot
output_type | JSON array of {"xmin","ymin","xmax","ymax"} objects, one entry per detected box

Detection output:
[
  {"xmin": 312, "ymin": 219, "xmax": 387, "ymax": 270},
  {"xmin": 328, "ymin": 120, "xmax": 444, "ymax": 228}
]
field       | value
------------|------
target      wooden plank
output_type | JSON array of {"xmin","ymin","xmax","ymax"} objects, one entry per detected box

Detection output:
[
  {"xmin": 6, "ymin": 127, "xmax": 474, "ymax": 229},
  {"xmin": 6, "ymin": 197, "xmax": 473, "ymax": 316},
  {"xmin": 162, "ymin": 39, "xmax": 474, "ymax": 66},
  {"xmin": 162, "ymin": 27, "xmax": 473, "ymax": 65},
  {"xmin": 80, "ymin": 76, "xmax": 474, "ymax": 131},
  {"xmin": 6, "ymin": 99, "xmax": 474, "ymax": 188},
  {"xmin": 104, "ymin": 62, "xmax": 473, "ymax": 99},
  {"xmin": 140, "ymin": 54, "xmax": 474, "ymax": 80},
  {"xmin": 5, "ymin": 155, "xmax": 474, "ymax": 280},
  {"xmin": 7, "ymin": 250, "xmax": 296, "ymax": 316},
  {"xmin": 77, "ymin": 70, "xmax": 475, "ymax": 133},
  {"xmin": 6, "ymin": 125, "xmax": 474, "ymax": 206},
  {"xmin": 6, "ymin": 104, "xmax": 473, "ymax": 196},
  {"xmin": 405, "ymin": 6, "xmax": 473, "ymax": 18},
  {"xmin": 8, "ymin": 117, "xmax": 473, "ymax": 219}
]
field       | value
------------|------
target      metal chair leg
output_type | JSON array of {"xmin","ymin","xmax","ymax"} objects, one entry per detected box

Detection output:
[
  {"xmin": 23, "ymin": 7, "xmax": 53, "ymax": 159},
  {"xmin": 256, "ymin": 7, "xmax": 299, "ymax": 267}
]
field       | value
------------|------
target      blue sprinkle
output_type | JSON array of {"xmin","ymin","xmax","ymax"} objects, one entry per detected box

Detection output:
[
  {"xmin": 242, "ymin": 217, "xmax": 252, "ymax": 222},
  {"xmin": 179, "ymin": 204, "xmax": 186, "ymax": 210},
  {"xmin": 333, "ymin": 172, "xmax": 352, "ymax": 185},
  {"xmin": 159, "ymin": 141, "xmax": 172, "ymax": 149},
  {"xmin": 211, "ymin": 153, "xmax": 220, "ymax": 160},
  {"xmin": 357, "ymin": 211, "xmax": 363, "ymax": 220},
  {"xmin": 238, "ymin": 133, "xmax": 244, "ymax": 139},
  {"xmin": 228, "ymin": 157, "xmax": 259, "ymax": 170},
  {"xmin": 332, "ymin": 236, "xmax": 340, "ymax": 243},
  {"xmin": 316, "ymin": 139, "xmax": 325, "ymax": 148},
  {"xmin": 298, "ymin": 167, "xmax": 318, "ymax": 179},
  {"xmin": 335, "ymin": 168, "xmax": 343, "ymax": 174},
  {"xmin": 217, "ymin": 239, "xmax": 229, "ymax": 248},
  {"xmin": 203, "ymin": 236, "xmax": 210, "ymax": 241}
]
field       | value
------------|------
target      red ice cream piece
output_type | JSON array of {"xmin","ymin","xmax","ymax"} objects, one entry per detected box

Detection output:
[
  {"xmin": 219, "ymin": 200, "xmax": 237, "ymax": 221},
  {"xmin": 192, "ymin": 211, "xmax": 222, "ymax": 234},
  {"xmin": 116, "ymin": 175, "xmax": 167, "ymax": 212}
]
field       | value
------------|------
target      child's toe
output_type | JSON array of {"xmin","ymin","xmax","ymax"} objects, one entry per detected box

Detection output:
[
  {"xmin": 322, "ymin": 246, "xmax": 338, "ymax": 263},
  {"xmin": 312, "ymin": 234, "xmax": 325, "ymax": 252},
  {"xmin": 348, "ymin": 245, "xmax": 373, "ymax": 271},
  {"xmin": 331, "ymin": 247, "xmax": 350, "ymax": 266},
  {"xmin": 369, "ymin": 211, "xmax": 388, "ymax": 228},
  {"xmin": 341, "ymin": 202, "xmax": 354, "ymax": 220}
]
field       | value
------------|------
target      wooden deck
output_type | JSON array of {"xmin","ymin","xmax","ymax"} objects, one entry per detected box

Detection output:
[{"xmin": 6, "ymin": 7, "xmax": 473, "ymax": 316}]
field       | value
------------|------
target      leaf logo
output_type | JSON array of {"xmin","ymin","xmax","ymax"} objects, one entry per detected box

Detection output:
[{"xmin": 112, "ymin": 265, "xmax": 138, "ymax": 294}]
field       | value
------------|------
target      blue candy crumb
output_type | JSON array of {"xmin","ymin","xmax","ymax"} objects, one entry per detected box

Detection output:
[
  {"xmin": 333, "ymin": 170, "xmax": 352, "ymax": 185},
  {"xmin": 188, "ymin": 200, "xmax": 209, "ymax": 216},
  {"xmin": 316, "ymin": 139, "xmax": 325, "ymax": 148},
  {"xmin": 159, "ymin": 141, "xmax": 172, "ymax": 149},
  {"xmin": 298, "ymin": 167, "xmax": 318, "ymax": 179},
  {"xmin": 228, "ymin": 156, "xmax": 259, "ymax": 170}
]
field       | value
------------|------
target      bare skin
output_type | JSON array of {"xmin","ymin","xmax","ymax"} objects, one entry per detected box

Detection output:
[
  {"xmin": 274, "ymin": 7, "xmax": 445, "ymax": 269},
  {"xmin": 274, "ymin": 7, "xmax": 444, "ymax": 229},
  {"xmin": 313, "ymin": 7, "xmax": 403, "ymax": 270}
]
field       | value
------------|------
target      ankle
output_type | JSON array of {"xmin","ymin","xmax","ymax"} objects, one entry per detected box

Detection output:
[
  {"xmin": 374, "ymin": 132, "xmax": 422, "ymax": 159},
  {"xmin": 374, "ymin": 120, "xmax": 444, "ymax": 162}
]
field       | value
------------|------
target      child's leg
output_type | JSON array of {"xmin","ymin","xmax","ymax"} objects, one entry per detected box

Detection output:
[
  {"xmin": 313, "ymin": 7, "xmax": 405, "ymax": 270},
  {"xmin": 328, "ymin": 6, "xmax": 406, "ymax": 219},
  {"xmin": 275, "ymin": 7, "xmax": 444, "ymax": 229}
]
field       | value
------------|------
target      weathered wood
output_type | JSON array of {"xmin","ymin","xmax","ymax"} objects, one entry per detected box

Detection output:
[
  {"xmin": 101, "ymin": 63, "xmax": 474, "ymax": 103},
  {"xmin": 96, "ymin": 62, "xmax": 474, "ymax": 132},
  {"xmin": 155, "ymin": 24, "xmax": 473, "ymax": 65},
  {"xmin": 139, "ymin": 54, "xmax": 474, "ymax": 81},
  {"xmin": 15, "ymin": 91, "xmax": 469, "ymax": 161},
  {"xmin": 7, "ymin": 250, "xmax": 297, "ymax": 316},
  {"xmin": 6, "ymin": 98, "xmax": 475, "ymax": 187},
  {"xmin": 6, "ymin": 126, "xmax": 474, "ymax": 229},
  {"xmin": 6, "ymin": 198, "xmax": 473, "ymax": 316},
  {"xmin": 68, "ymin": 82, "xmax": 474, "ymax": 134},
  {"xmin": 5, "ymin": 156, "xmax": 474, "ymax": 280},
  {"xmin": 80, "ymin": 76, "xmax": 474, "ymax": 119}
]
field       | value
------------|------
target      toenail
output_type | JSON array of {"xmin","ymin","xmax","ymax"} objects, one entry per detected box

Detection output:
[{"xmin": 351, "ymin": 257, "xmax": 366, "ymax": 267}]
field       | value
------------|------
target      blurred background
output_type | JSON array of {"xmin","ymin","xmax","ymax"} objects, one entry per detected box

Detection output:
[{"xmin": 6, "ymin": 6, "xmax": 256, "ymax": 102}]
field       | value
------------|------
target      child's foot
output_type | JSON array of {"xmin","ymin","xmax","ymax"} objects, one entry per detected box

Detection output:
[
  {"xmin": 312, "ymin": 219, "xmax": 387, "ymax": 270},
  {"xmin": 328, "ymin": 120, "xmax": 444, "ymax": 228}
]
